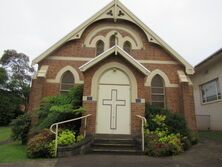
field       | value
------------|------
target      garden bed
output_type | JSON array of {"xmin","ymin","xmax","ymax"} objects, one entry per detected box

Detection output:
[{"xmin": 58, "ymin": 137, "xmax": 93, "ymax": 157}]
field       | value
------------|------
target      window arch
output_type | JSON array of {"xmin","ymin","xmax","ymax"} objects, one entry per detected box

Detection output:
[
  {"xmin": 60, "ymin": 71, "xmax": 74, "ymax": 93},
  {"xmin": 151, "ymin": 74, "xmax": 165, "ymax": 108},
  {"xmin": 123, "ymin": 41, "xmax": 132, "ymax": 54},
  {"xmin": 109, "ymin": 35, "xmax": 117, "ymax": 48},
  {"xmin": 96, "ymin": 40, "xmax": 104, "ymax": 56}
]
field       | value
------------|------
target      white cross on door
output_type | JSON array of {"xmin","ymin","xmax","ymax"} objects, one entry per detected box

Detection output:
[{"xmin": 103, "ymin": 89, "xmax": 126, "ymax": 129}]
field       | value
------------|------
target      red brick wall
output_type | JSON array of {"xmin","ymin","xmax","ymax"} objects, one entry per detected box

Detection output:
[
  {"xmin": 82, "ymin": 54, "xmax": 146, "ymax": 98},
  {"xmin": 29, "ymin": 19, "xmax": 197, "ymax": 132},
  {"xmin": 28, "ymin": 78, "xmax": 44, "ymax": 114},
  {"xmin": 180, "ymin": 83, "xmax": 197, "ymax": 130},
  {"xmin": 81, "ymin": 54, "xmax": 146, "ymax": 136}
]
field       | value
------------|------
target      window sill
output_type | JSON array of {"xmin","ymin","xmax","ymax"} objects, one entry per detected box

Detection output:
[{"xmin": 201, "ymin": 99, "xmax": 222, "ymax": 105}]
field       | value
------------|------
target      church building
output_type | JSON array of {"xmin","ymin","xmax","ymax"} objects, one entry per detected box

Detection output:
[{"xmin": 29, "ymin": 0, "xmax": 197, "ymax": 137}]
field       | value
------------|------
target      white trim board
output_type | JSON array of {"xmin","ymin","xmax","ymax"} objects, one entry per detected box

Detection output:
[
  {"xmin": 47, "ymin": 56, "xmax": 178, "ymax": 65},
  {"xmin": 79, "ymin": 45, "xmax": 150, "ymax": 76}
]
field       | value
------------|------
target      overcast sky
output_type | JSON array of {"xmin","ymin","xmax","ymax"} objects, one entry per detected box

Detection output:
[{"xmin": 0, "ymin": 0, "xmax": 221, "ymax": 66}]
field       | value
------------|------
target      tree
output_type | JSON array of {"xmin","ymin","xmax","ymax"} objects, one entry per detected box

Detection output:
[
  {"xmin": 0, "ymin": 67, "xmax": 8, "ymax": 86},
  {"xmin": 0, "ymin": 50, "xmax": 35, "ymax": 102}
]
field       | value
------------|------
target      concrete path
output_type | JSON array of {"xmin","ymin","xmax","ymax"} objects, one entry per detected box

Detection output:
[
  {"xmin": 55, "ymin": 138, "xmax": 222, "ymax": 167},
  {"xmin": 1, "ymin": 138, "xmax": 222, "ymax": 167}
]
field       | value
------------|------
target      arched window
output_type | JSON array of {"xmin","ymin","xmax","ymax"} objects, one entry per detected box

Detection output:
[
  {"xmin": 110, "ymin": 35, "xmax": 117, "ymax": 48},
  {"xmin": 151, "ymin": 75, "xmax": 165, "ymax": 108},
  {"xmin": 60, "ymin": 71, "xmax": 74, "ymax": 94},
  {"xmin": 96, "ymin": 40, "xmax": 104, "ymax": 56},
  {"xmin": 123, "ymin": 41, "xmax": 132, "ymax": 54}
]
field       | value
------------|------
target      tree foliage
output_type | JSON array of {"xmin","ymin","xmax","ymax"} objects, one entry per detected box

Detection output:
[
  {"xmin": 34, "ymin": 86, "xmax": 84, "ymax": 132},
  {"xmin": 0, "ymin": 67, "xmax": 8, "ymax": 86},
  {"xmin": 0, "ymin": 50, "xmax": 34, "ymax": 98},
  {"xmin": 0, "ymin": 89, "xmax": 23, "ymax": 125},
  {"xmin": 11, "ymin": 113, "xmax": 31, "ymax": 144},
  {"xmin": 0, "ymin": 49, "xmax": 34, "ymax": 125}
]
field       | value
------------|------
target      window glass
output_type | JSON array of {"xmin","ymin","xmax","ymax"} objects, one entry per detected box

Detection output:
[
  {"xmin": 201, "ymin": 79, "xmax": 221, "ymax": 103},
  {"xmin": 96, "ymin": 40, "xmax": 104, "ymax": 56},
  {"xmin": 123, "ymin": 41, "xmax": 132, "ymax": 54},
  {"xmin": 60, "ymin": 71, "xmax": 74, "ymax": 93},
  {"xmin": 110, "ymin": 35, "xmax": 116, "ymax": 48},
  {"xmin": 151, "ymin": 75, "xmax": 165, "ymax": 108}
]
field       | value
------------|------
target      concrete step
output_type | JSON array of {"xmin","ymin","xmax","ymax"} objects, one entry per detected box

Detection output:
[
  {"xmin": 92, "ymin": 143, "xmax": 134, "ymax": 147},
  {"xmin": 91, "ymin": 148, "xmax": 143, "ymax": 155},
  {"xmin": 90, "ymin": 134, "xmax": 142, "ymax": 155}
]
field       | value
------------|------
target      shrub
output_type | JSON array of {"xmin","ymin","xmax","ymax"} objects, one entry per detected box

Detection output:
[
  {"xmin": 48, "ymin": 130, "xmax": 85, "ymax": 158},
  {"xmin": 181, "ymin": 136, "xmax": 191, "ymax": 151},
  {"xmin": 145, "ymin": 133, "xmax": 169, "ymax": 157},
  {"xmin": 188, "ymin": 130, "xmax": 199, "ymax": 145},
  {"xmin": 66, "ymin": 85, "xmax": 83, "ymax": 109},
  {"xmin": 144, "ymin": 104, "xmax": 196, "ymax": 156},
  {"xmin": 57, "ymin": 130, "xmax": 76, "ymax": 146},
  {"xmin": 27, "ymin": 129, "xmax": 54, "ymax": 158},
  {"xmin": 36, "ymin": 107, "xmax": 85, "ymax": 130},
  {"xmin": 34, "ymin": 86, "xmax": 84, "ymax": 132},
  {"xmin": 145, "ymin": 114, "xmax": 183, "ymax": 156},
  {"xmin": 76, "ymin": 134, "xmax": 84, "ymax": 143},
  {"xmin": 37, "ymin": 85, "xmax": 83, "ymax": 120},
  {"xmin": 10, "ymin": 113, "xmax": 31, "ymax": 144},
  {"xmin": 146, "ymin": 104, "xmax": 190, "ymax": 137}
]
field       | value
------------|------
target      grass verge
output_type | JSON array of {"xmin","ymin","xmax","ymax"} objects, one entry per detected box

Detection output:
[
  {"xmin": 0, "ymin": 141, "xmax": 28, "ymax": 163},
  {"xmin": 0, "ymin": 126, "xmax": 11, "ymax": 142},
  {"xmin": 198, "ymin": 130, "xmax": 222, "ymax": 142}
]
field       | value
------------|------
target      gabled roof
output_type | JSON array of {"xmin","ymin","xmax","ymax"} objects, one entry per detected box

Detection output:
[
  {"xmin": 79, "ymin": 45, "xmax": 150, "ymax": 76},
  {"xmin": 32, "ymin": 0, "xmax": 194, "ymax": 74}
]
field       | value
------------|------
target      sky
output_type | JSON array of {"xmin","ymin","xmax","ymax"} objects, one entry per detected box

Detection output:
[{"xmin": 0, "ymin": 0, "xmax": 221, "ymax": 66}]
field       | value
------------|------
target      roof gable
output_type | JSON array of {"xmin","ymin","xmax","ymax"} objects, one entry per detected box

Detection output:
[
  {"xmin": 32, "ymin": 0, "xmax": 194, "ymax": 74},
  {"xmin": 79, "ymin": 45, "xmax": 150, "ymax": 76}
]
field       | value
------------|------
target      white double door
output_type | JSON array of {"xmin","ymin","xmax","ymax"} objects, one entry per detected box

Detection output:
[{"xmin": 96, "ymin": 84, "xmax": 131, "ymax": 135}]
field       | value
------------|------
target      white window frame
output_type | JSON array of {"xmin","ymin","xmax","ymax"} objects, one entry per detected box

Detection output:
[
  {"xmin": 150, "ymin": 75, "xmax": 166, "ymax": 108},
  {"xmin": 200, "ymin": 78, "xmax": 221, "ymax": 104}
]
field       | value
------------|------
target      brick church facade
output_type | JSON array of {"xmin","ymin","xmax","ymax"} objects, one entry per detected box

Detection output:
[{"xmin": 29, "ymin": 0, "xmax": 196, "ymax": 137}]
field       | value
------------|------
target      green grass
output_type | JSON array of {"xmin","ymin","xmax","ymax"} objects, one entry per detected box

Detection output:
[
  {"xmin": 0, "ymin": 126, "xmax": 11, "ymax": 142},
  {"xmin": 0, "ymin": 142, "xmax": 28, "ymax": 163},
  {"xmin": 199, "ymin": 131, "xmax": 222, "ymax": 141}
]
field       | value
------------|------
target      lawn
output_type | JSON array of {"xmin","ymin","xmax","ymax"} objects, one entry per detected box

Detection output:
[
  {"xmin": 0, "ymin": 142, "xmax": 27, "ymax": 163},
  {"xmin": 0, "ymin": 126, "xmax": 28, "ymax": 163},
  {"xmin": 0, "ymin": 126, "xmax": 11, "ymax": 142},
  {"xmin": 198, "ymin": 130, "xmax": 222, "ymax": 142}
]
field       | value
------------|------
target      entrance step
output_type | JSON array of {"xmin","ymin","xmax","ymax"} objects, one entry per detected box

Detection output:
[{"xmin": 90, "ymin": 134, "xmax": 143, "ymax": 155}]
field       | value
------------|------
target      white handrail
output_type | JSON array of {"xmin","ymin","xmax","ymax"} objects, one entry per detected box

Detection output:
[
  {"xmin": 136, "ymin": 115, "xmax": 147, "ymax": 152},
  {"xmin": 50, "ymin": 114, "xmax": 92, "ymax": 157}
]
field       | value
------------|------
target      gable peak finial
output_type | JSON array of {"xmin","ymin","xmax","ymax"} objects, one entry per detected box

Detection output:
[{"xmin": 114, "ymin": 0, "xmax": 119, "ymax": 5}]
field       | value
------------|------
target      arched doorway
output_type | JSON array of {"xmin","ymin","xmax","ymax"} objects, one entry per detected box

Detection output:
[{"xmin": 96, "ymin": 68, "xmax": 131, "ymax": 134}]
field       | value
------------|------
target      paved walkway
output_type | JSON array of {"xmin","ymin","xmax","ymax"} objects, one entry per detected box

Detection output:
[{"xmin": 1, "ymin": 138, "xmax": 222, "ymax": 167}]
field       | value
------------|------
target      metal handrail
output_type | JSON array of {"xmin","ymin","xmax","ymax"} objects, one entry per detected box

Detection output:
[
  {"xmin": 50, "ymin": 114, "xmax": 92, "ymax": 157},
  {"xmin": 136, "ymin": 115, "xmax": 147, "ymax": 152}
]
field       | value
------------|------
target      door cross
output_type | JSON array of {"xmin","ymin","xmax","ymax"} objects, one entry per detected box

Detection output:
[{"xmin": 103, "ymin": 89, "xmax": 126, "ymax": 129}]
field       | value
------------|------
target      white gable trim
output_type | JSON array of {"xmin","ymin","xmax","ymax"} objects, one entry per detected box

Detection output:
[
  {"xmin": 79, "ymin": 45, "xmax": 150, "ymax": 76},
  {"xmin": 32, "ymin": 0, "xmax": 194, "ymax": 75},
  {"xmin": 84, "ymin": 24, "xmax": 143, "ymax": 49}
]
